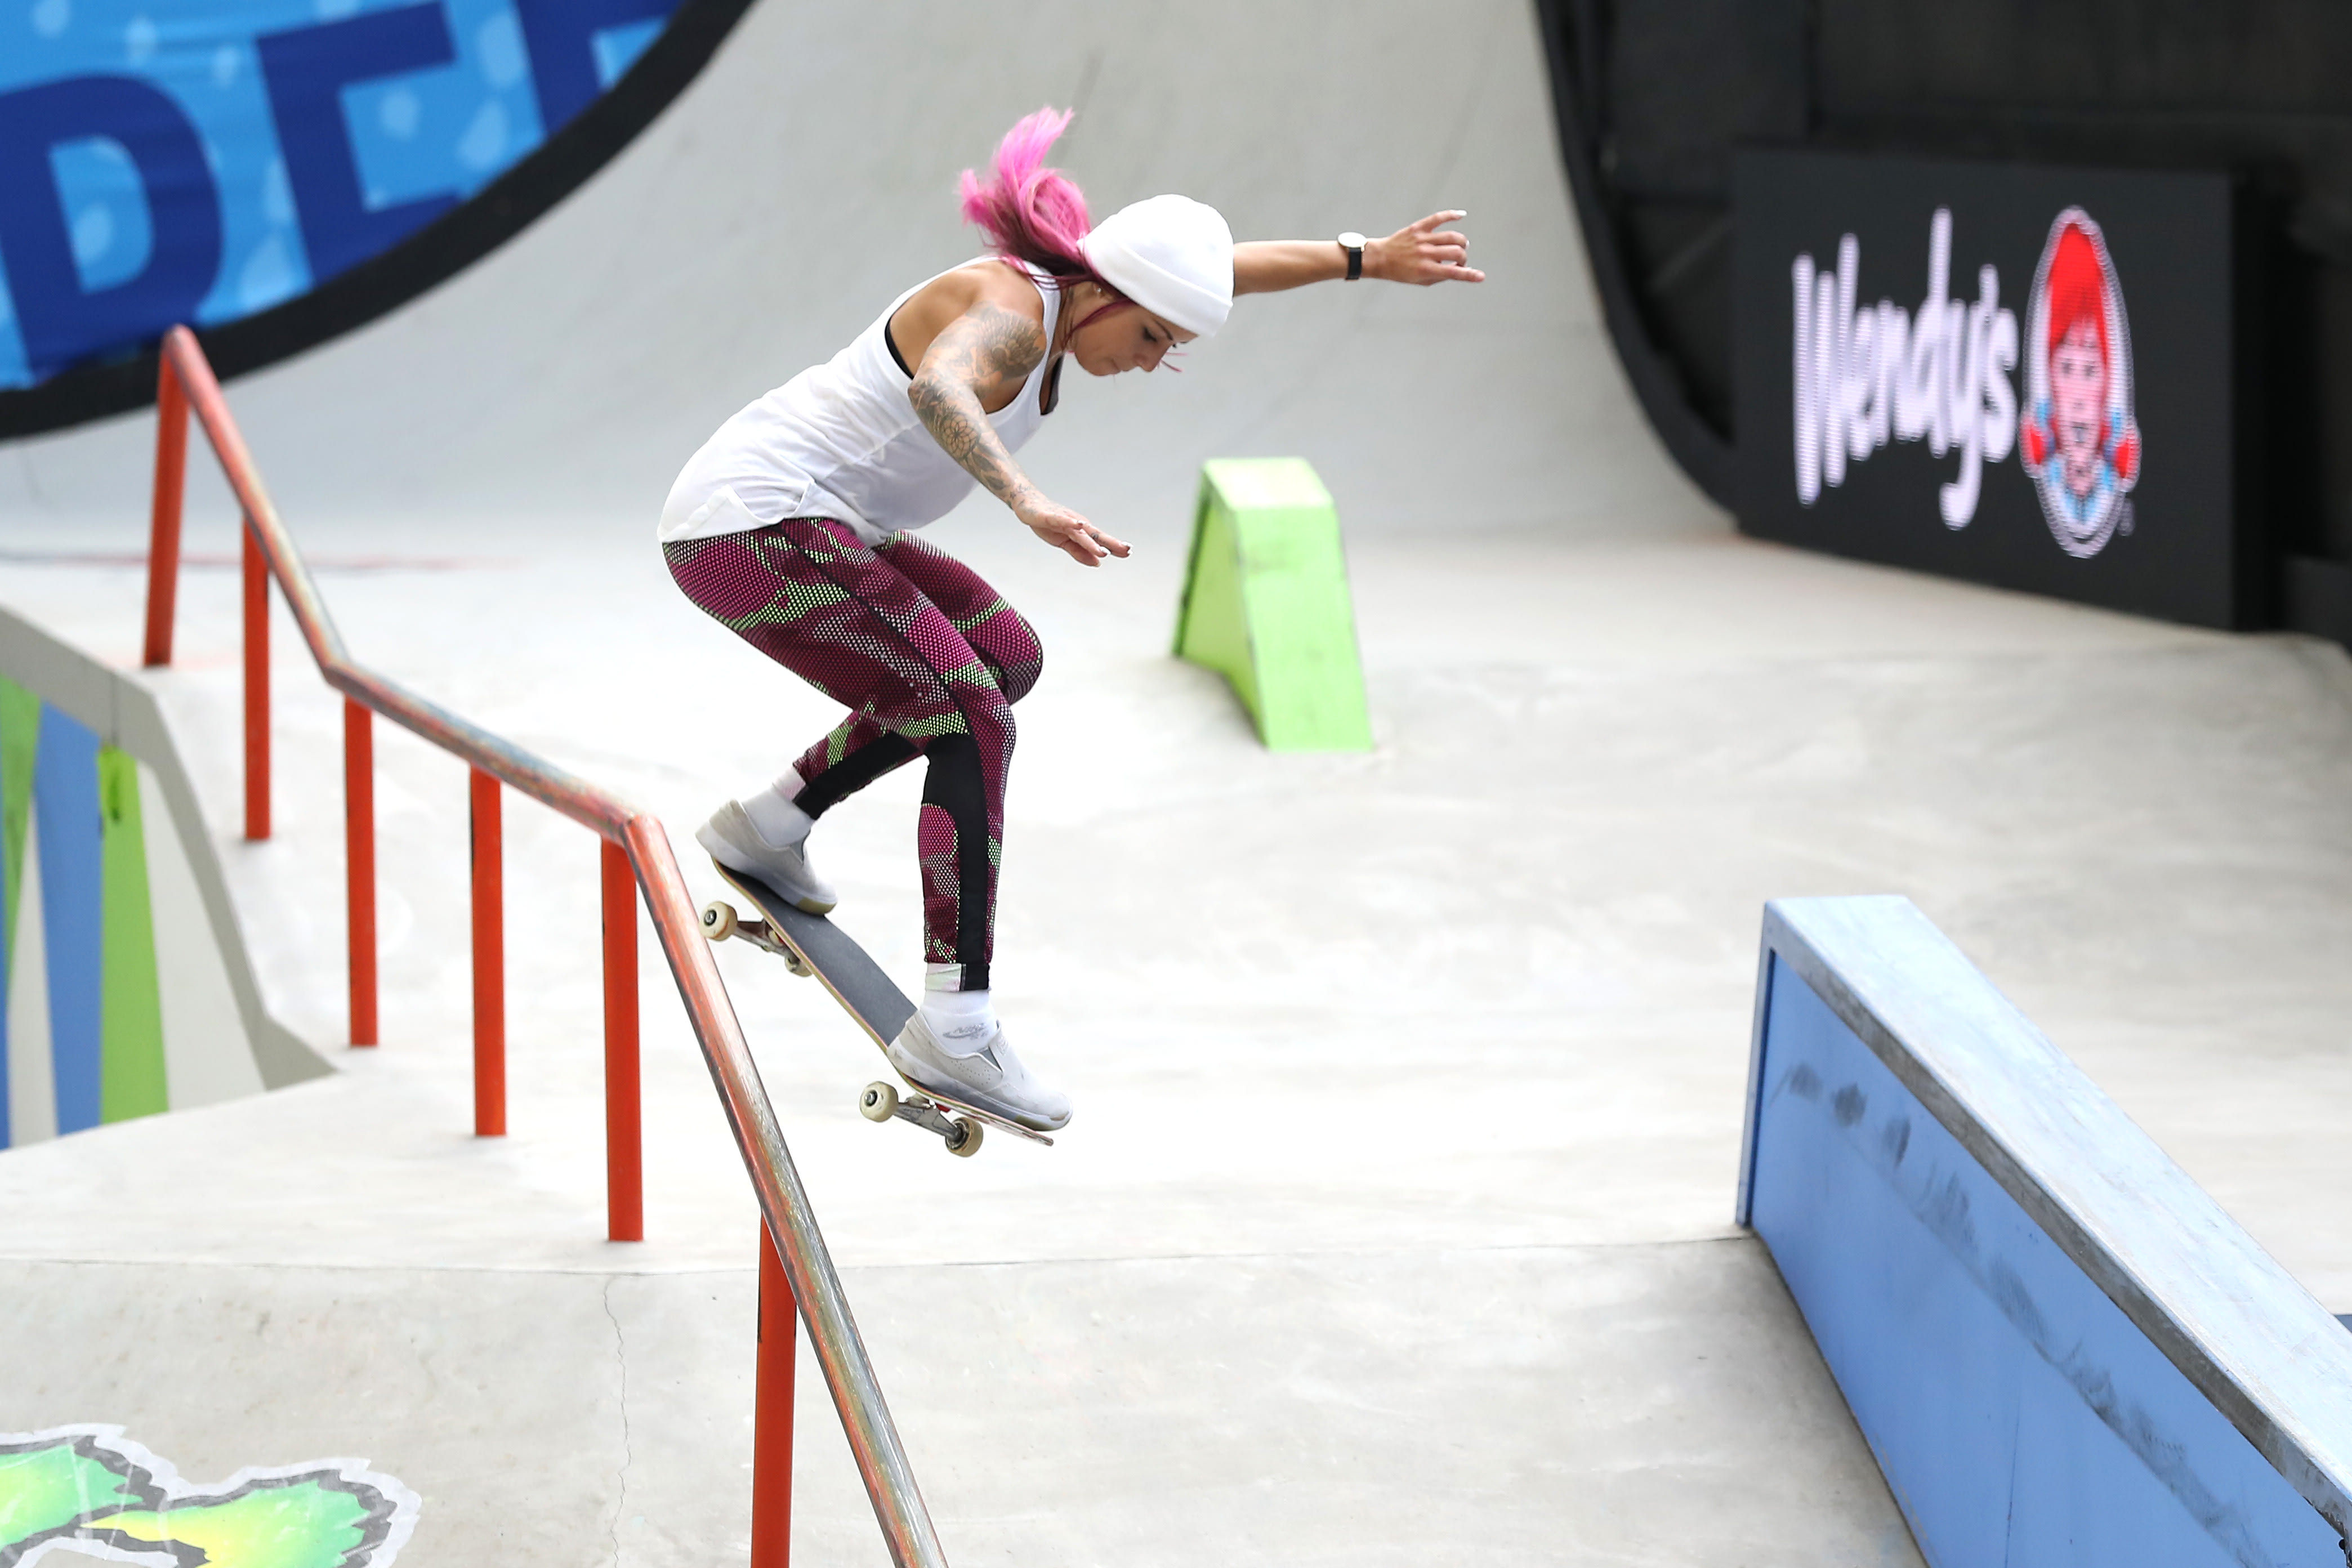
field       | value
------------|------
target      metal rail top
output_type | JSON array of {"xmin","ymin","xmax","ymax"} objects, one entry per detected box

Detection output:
[{"xmin": 151, "ymin": 326, "xmax": 948, "ymax": 1568}]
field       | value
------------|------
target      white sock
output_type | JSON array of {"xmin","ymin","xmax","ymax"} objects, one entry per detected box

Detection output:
[
  {"xmin": 742, "ymin": 769, "xmax": 814, "ymax": 847},
  {"xmin": 919, "ymin": 968, "xmax": 997, "ymax": 1056}
]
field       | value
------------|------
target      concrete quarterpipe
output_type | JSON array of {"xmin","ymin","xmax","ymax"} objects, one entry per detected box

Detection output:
[
  {"xmin": 0, "ymin": 0, "xmax": 757, "ymax": 431},
  {"xmin": 0, "ymin": 0, "xmax": 1719, "ymax": 542},
  {"xmin": 2, "ymin": 0, "xmax": 2352, "ymax": 1564}
]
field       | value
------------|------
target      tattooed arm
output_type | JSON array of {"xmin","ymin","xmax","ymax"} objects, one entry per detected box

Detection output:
[
  {"xmin": 907, "ymin": 296, "xmax": 1130, "ymax": 567},
  {"xmin": 908, "ymin": 304, "xmax": 1050, "ymax": 517}
]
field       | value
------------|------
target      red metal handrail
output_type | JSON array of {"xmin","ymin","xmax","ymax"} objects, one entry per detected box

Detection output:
[
  {"xmin": 343, "ymin": 699, "xmax": 377, "ymax": 1044},
  {"xmin": 468, "ymin": 766, "xmax": 506, "ymax": 1136},
  {"xmin": 137, "ymin": 327, "xmax": 948, "ymax": 1568}
]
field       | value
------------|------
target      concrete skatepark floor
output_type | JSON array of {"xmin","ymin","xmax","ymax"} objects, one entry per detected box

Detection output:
[
  {"xmin": 4, "ymin": 517, "xmax": 2349, "ymax": 1564},
  {"xmin": 4, "ymin": 0, "xmax": 2352, "ymax": 1561}
]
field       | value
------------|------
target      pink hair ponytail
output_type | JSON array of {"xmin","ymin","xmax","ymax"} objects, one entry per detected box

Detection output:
[{"xmin": 958, "ymin": 108, "xmax": 1099, "ymax": 286}]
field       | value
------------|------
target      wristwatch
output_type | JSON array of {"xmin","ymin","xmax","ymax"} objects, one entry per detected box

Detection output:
[{"xmin": 1337, "ymin": 231, "xmax": 1366, "ymax": 281}]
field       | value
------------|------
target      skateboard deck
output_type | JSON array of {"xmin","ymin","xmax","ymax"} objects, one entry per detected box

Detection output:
[{"xmin": 700, "ymin": 862, "xmax": 1052, "ymax": 1155}]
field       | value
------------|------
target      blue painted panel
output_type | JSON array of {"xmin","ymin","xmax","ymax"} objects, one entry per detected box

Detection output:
[
  {"xmin": 0, "ymin": 0, "xmax": 684, "ymax": 387},
  {"xmin": 1750, "ymin": 953, "xmax": 2344, "ymax": 1567},
  {"xmin": 32, "ymin": 705, "xmax": 101, "ymax": 1134}
]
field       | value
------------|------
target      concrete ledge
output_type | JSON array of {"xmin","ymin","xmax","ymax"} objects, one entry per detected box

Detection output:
[
  {"xmin": 0, "ymin": 604, "xmax": 323, "ymax": 1096},
  {"xmin": 1739, "ymin": 894, "xmax": 2352, "ymax": 1562}
]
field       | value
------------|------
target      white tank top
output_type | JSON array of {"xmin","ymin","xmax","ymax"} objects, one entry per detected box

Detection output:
[{"xmin": 659, "ymin": 261, "xmax": 1063, "ymax": 547}]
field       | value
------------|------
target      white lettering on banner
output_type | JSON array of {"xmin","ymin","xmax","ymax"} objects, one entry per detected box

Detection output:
[{"xmin": 1791, "ymin": 209, "xmax": 2019, "ymax": 527}]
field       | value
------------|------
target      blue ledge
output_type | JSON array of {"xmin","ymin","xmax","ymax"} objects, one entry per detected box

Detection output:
[{"xmin": 1739, "ymin": 895, "xmax": 2352, "ymax": 1565}]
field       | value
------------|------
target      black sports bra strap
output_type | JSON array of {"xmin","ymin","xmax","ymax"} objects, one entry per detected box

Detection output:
[{"xmin": 883, "ymin": 314, "xmax": 913, "ymax": 379}]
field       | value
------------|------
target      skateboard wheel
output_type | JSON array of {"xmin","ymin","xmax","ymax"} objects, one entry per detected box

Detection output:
[
  {"xmin": 944, "ymin": 1119, "xmax": 984, "ymax": 1158},
  {"xmin": 859, "ymin": 1082, "xmax": 899, "ymax": 1122},
  {"xmin": 699, "ymin": 900, "xmax": 738, "ymax": 941},
  {"xmin": 783, "ymin": 950, "xmax": 814, "ymax": 979}
]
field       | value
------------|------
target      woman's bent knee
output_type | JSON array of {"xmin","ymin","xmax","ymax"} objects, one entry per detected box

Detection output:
[{"xmin": 987, "ymin": 619, "xmax": 1045, "ymax": 705}]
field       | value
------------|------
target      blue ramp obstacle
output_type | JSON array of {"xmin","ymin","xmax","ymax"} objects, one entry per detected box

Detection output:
[{"xmin": 1741, "ymin": 896, "xmax": 2352, "ymax": 1566}]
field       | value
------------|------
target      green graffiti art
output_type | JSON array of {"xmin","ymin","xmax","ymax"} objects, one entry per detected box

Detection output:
[{"xmin": 0, "ymin": 1427, "xmax": 417, "ymax": 1566}]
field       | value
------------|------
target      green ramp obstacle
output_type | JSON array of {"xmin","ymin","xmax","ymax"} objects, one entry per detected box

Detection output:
[{"xmin": 1172, "ymin": 458, "xmax": 1372, "ymax": 752}]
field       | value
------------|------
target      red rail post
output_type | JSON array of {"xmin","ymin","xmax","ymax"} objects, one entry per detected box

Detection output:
[
  {"xmin": 602, "ymin": 838, "xmax": 642, "ymax": 1241},
  {"xmin": 242, "ymin": 519, "xmax": 270, "ymax": 839},
  {"xmin": 143, "ymin": 362, "xmax": 188, "ymax": 668},
  {"xmin": 470, "ymin": 767, "xmax": 506, "ymax": 1136},
  {"xmin": 345, "ymin": 700, "xmax": 378, "ymax": 1046},
  {"xmin": 752, "ymin": 1221, "xmax": 797, "ymax": 1568}
]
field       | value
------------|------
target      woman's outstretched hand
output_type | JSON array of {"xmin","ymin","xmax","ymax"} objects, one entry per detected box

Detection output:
[
  {"xmin": 1019, "ymin": 497, "xmax": 1131, "ymax": 566},
  {"xmin": 1371, "ymin": 212, "xmax": 1485, "ymax": 285}
]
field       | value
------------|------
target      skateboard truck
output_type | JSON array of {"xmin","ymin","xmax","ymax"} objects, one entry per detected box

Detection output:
[
  {"xmin": 698, "ymin": 899, "xmax": 813, "ymax": 976},
  {"xmin": 859, "ymin": 1080, "xmax": 983, "ymax": 1156},
  {"xmin": 699, "ymin": 886, "xmax": 1054, "ymax": 1156}
]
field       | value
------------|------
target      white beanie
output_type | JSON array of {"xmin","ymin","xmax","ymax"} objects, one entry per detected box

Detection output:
[{"xmin": 1079, "ymin": 195, "xmax": 1234, "ymax": 337}]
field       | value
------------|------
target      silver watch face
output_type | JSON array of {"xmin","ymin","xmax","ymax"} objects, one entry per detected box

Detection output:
[{"xmin": 1337, "ymin": 231, "xmax": 1367, "ymax": 249}]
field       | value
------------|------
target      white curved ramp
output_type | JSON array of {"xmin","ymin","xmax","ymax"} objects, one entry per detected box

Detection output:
[{"xmin": 0, "ymin": 0, "xmax": 1721, "ymax": 546}]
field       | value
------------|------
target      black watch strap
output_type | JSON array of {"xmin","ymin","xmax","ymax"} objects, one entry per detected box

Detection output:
[{"xmin": 1338, "ymin": 231, "xmax": 1365, "ymax": 282}]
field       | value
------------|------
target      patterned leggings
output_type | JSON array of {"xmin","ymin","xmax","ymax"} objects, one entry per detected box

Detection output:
[{"xmin": 663, "ymin": 519, "xmax": 1041, "ymax": 991}]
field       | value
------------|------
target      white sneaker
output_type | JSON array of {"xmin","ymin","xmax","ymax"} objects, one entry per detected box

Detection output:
[
  {"xmin": 886, "ymin": 1014, "xmax": 1072, "ymax": 1132},
  {"xmin": 697, "ymin": 800, "xmax": 838, "ymax": 914}
]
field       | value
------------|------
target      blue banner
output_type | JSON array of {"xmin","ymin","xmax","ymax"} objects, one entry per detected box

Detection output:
[{"xmin": 0, "ymin": 0, "xmax": 686, "ymax": 388}]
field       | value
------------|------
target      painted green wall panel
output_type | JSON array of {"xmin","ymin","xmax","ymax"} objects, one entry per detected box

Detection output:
[
  {"xmin": 97, "ymin": 745, "xmax": 167, "ymax": 1123},
  {"xmin": 0, "ymin": 676, "xmax": 37, "ymax": 968}
]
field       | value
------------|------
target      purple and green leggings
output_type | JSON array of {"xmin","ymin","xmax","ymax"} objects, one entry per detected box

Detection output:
[{"xmin": 663, "ymin": 518, "xmax": 1039, "ymax": 991}]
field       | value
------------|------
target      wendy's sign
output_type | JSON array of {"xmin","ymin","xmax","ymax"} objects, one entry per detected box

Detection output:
[
  {"xmin": 1735, "ymin": 150, "xmax": 2247, "ymax": 629},
  {"xmin": 0, "ymin": 0, "xmax": 747, "ymax": 434}
]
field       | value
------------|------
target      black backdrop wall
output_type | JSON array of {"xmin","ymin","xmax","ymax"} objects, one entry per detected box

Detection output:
[{"xmin": 1534, "ymin": 0, "xmax": 2352, "ymax": 641}]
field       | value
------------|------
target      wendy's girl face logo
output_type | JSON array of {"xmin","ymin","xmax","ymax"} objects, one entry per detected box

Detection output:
[{"xmin": 2019, "ymin": 208, "xmax": 2140, "ymax": 558}]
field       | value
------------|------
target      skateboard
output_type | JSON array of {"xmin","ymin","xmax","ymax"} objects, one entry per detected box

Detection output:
[{"xmin": 698, "ymin": 862, "xmax": 1053, "ymax": 1156}]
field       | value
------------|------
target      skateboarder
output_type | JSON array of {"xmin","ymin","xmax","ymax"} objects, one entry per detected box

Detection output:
[{"xmin": 660, "ymin": 108, "xmax": 1480, "ymax": 1132}]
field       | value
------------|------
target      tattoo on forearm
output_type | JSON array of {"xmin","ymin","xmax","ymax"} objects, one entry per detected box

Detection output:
[{"xmin": 909, "ymin": 303, "xmax": 1048, "ymax": 511}]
